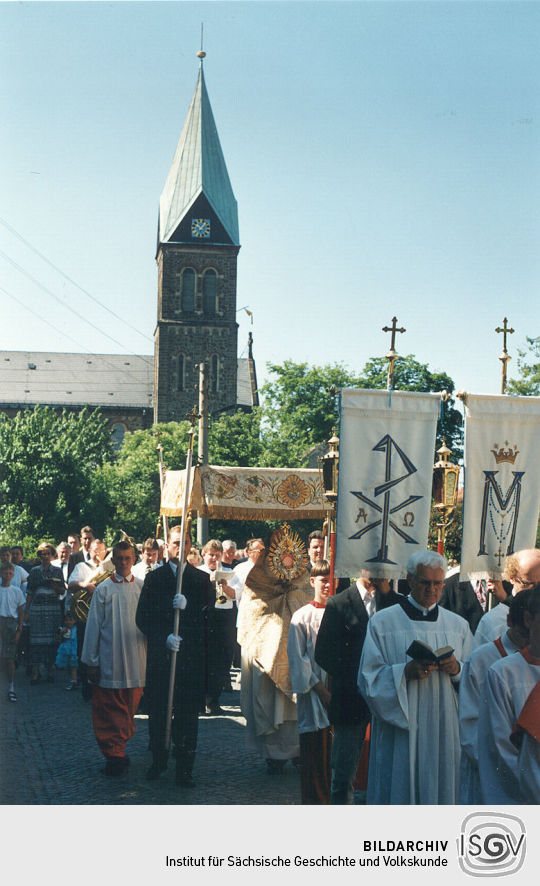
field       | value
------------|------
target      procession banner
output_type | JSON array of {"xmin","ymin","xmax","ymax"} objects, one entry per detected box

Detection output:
[
  {"xmin": 460, "ymin": 393, "xmax": 540, "ymax": 580},
  {"xmin": 161, "ymin": 464, "xmax": 327, "ymax": 520},
  {"xmin": 335, "ymin": 389, "xmax": 441, "ymax": 579}
]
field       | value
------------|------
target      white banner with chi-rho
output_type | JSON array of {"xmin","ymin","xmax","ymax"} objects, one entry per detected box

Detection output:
[{"xmin": 335, "ymin": 389, "xmax": 441, "ymax": 580}]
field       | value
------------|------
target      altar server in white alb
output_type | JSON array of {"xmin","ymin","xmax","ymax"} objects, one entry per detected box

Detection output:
[
  {"xmin": 287, "ymin": 560, "xmax": 332, "ymax": 804},
  {"xmin": 358, "ymin": 550, "xmax": 473, "ymax": 804},
  {"xmin": 458, "ymin": 592, "xmax": 530, "ymax": 804},
  {"xmin": 478, "ymin": 584, "xmax": 540, "ymax": 804},
  {"xmin": 82, "ymin": 541, "xmax": 147, "ymax": 776}
]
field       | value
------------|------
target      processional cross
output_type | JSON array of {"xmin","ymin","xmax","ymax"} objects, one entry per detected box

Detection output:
[
  {"xmin": 382, "ymin": 316, "xmax": 406, "ymax": 390},
  {"xmin": 495, "ymin": 317, "xmax": 514, "ymax": 394}
]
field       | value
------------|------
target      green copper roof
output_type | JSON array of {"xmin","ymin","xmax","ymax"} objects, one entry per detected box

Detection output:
[{"xmin": 159, "ymin": 65, "xmax": 239, "ymax": 246}]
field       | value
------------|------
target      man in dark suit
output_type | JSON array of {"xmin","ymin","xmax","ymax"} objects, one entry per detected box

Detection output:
[
  {"xmin": 69, "ymin": 526, "xmax": 95, "ymax": 570},
  {"xmin": 135, "ymin": 525, "xmax": 213, "ymax": 788},
  {"xmin": 314, "ymin": 574, "xmax": 400, "ymax": 803},
  {"xmin": 52, "ymin": 541, "xmax": 75, "ymax": 617},
  {"xmin": 440, "ymin": 571, "xmax": 511, "ymax": 634}
]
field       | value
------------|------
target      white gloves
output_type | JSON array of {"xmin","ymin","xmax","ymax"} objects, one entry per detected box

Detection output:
[
  {"xmin": 173, "ymin": 593, "xmax": 187, "ymax": 610},
  {"xmin": 166, "ymin": 633, "xmax": 182, "ymax": 652}
]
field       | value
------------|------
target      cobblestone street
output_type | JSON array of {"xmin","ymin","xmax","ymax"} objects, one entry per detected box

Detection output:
[{"xmin": 0, "ymin": 669, "xmax": 301, "ymax": 805}]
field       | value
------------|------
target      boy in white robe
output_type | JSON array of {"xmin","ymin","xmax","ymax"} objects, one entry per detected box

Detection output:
[
  {"xmin": 478, "ymin": 585, "xmax": 540, "ymax": 804},
  {"xmin": 287, "ymin": 560, "xmax": 331, "ymax": 804},
  {"xmin": 358, "ymin": 550, "xmax": 473, "ymax": 805},
  {"xmin": 458, "ymin": 592, "xmax": 529, "ymax": 803},
  {"xmin": 82, "ymin": 541, "xmax": 146, "ymax": 776}
]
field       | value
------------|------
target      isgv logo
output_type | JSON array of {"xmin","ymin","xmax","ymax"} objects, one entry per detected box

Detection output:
[{"xmin": 458, "ymin": 813, "xmax": 526, "ymax": 877}]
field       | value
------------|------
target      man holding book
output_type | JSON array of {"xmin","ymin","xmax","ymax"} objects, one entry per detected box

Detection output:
[{"xmin": 358, "ymin": 550, "xmax": 473, "ymax": 804}]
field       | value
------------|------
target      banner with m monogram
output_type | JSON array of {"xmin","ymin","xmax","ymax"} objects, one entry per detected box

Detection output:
[
  {"xmin": 461, "ymin": 393, "xmax": 540, "ymax": 580},
  {"xmin": 335, "ymin": 389, "xmax": 441, "ymax": 580}
]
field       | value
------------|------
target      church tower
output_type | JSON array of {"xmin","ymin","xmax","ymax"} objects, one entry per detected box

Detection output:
[{"xmin": 153, "ymin": 52, "xmax": 240, "ymax": 423}]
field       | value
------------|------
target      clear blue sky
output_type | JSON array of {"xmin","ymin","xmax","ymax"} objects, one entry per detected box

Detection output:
[{"xmin": 1, "ymin": 1, "xmax": 539, "ymax": 405}]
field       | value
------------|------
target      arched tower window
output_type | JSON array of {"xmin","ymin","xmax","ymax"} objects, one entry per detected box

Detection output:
[
  {"xmin": 211, "ymin": 354, "xmax": 220, "ymax": 393},
  {"xmin": 181, "ymin": 268, "xmax": 195, "ymax": 313},
  {"xmin": 177, "ymin": 354, "xmax": 185, "ymax": 392},
  {"xmin": 202, "ymin": 269, "xmax": 217, "ymax": 314}
]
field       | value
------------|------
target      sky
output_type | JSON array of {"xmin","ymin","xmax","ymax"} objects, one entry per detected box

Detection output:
[{"xmin": 1, "ymin": 0, "xmax": 539, "ymax": 412}]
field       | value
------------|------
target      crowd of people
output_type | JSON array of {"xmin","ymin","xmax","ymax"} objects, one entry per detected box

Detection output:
[{"xmin": 0, "ymin": 527, "xmax": 539, "ymax": 805}]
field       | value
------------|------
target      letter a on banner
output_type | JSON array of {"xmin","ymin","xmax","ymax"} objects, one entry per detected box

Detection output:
[
  {"xmin": 335, "ymin": 390, "xmax": 441, "ymax": 580},
  {"xmin": 460, "ymin": 393, "xmax": 540, "ymax": 579}
]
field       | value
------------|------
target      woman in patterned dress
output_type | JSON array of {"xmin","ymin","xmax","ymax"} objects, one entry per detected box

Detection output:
[{"xmin": 24, "ymin": 543, "xmax": 64, "ymax": 684}]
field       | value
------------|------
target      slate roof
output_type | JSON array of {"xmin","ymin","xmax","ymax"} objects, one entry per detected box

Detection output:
[
  {"xmin": 0, "ymin": 351, "xmax": 255, "ymax": 410},
  {"xmin": 159, "ymin": 64, "xmax": 239, "ymax": 246}
]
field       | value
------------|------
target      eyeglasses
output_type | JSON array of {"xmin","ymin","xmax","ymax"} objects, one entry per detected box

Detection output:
[{"xmin": 513, "ymin": 579, "xmax": 537, "ymax": 590}]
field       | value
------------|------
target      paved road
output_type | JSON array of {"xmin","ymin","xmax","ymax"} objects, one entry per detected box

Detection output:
[{"xmin": 0, "ymin": 669, "xmax": 301, "ymax": 805}]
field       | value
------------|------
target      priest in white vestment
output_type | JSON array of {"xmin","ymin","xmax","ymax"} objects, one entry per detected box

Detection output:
[
  {"xmin": 458, "ymin": 593, "xmax": 529, "ymax": 803},
  {"xmin": 237, "ymin": 529, "xmax": 312, "ymax": 773},
  {"xmin": 478, "ymin": 585, "xmax": 540, "ymax": 804},
  {"xmin": 358, "ymin": 550, "xmax": 473, "ymax": 805}
]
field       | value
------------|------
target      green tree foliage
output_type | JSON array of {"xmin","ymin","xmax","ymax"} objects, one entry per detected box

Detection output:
[
  {"xmin": 260, "ymin": 355, "xmax": 463, "ymax": 467},
  {"xmin": 78, "ymin": 354, "xmax": 463, "ymax": 549},
  {"xmin": 355, "ymin": 355, "xmax": 463, "ymax": 458},
  {"xmin": 208, "ymin": 408, "xmax": 264, "ymax": 467},
  {"xmin": 507, "ymin": 336, "xmax": 540, "ymax": 396},
  {"xmin": 260, "ymin": 361, "xmax": 363, "ymax": 467},
  {"xmin": 0, "ymin": 406, "xmax": 111, "ymax": 551},
  {"xmin": 101, "ymin": 412, "xmax": 265, "ymax": 543},
  {"xmin": 98, "ymin": 422, "xmax": 191, "ymax": 543}
]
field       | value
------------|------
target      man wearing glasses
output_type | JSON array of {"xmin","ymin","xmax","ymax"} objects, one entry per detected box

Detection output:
[
  {"xmin": 358, "ymin": 550, "xmax": 473, "ymax": 804},
  {"xmin": 474, "ymin": 548, "xmax": 540, "ymax": 648}
]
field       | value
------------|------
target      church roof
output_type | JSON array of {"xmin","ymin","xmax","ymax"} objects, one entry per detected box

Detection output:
[
  {"xmin": 0, "ymin": 352, "xmax": 154, "ymax": 410},
  {"xmin": 159, "ymin": 64, "xmax": 239, "ymax": 246},
  {"xmin": 0, "ymin": 352, "xmax": 255, "ymax": 411}
]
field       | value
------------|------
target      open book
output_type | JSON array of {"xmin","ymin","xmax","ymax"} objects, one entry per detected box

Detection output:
[{"xmin": 406, "ymin": 639, "xmax": 454, "ymax": 663}]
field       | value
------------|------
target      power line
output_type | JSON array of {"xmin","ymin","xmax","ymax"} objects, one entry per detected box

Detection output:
[
  {"xmin": 0, "ymin": 284, "xmax": 96, "ymax": 353},
  {"xmin": 0, "ymin": 247, "xmax": 151, "ymax": 358},
  {"xmin": 0, "ymin": 215, "xmax": 153, "ymax": 344},
  {"xmin": 0, "ymin": 284, "xmax": 153, "ymax": 393}
]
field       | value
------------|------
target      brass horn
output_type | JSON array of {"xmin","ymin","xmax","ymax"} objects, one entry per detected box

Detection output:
[{"xmin": 72, "ymin": 531, "xmax": 136, "ymax": 622}]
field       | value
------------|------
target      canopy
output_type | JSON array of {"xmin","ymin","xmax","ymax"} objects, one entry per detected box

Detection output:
[{"xmin": 161, "ymin": 464, "xmax": 328, "ymax": 520}]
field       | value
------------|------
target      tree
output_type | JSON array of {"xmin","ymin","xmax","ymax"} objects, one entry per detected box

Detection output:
[
  {"xmin": 0, "ymin": 406, "xmax": 112, "ymax": 550},
  {"xmin": 100, "ymin": 412, "xmax": 265, "ymax": 543},
  {"xmin": 260, "ymin": 361, "xmax": 363, "ymax": 467},
  {"xmin": 355, "ymin": 355, "xmax": 463, "ymax": 459},
  {"xmin": 507, "ymin": 336, "xmax": 540, "ymax": 396},
  {"xmin": 260, "ymin": 355, "xmax": 463, "ymax": 467},
  {"xmin": 98, "ymin": 422, "xmax": 191, "ymax": 543},
  {"xmin": 208, "ymin": 408, "xmax": 264, "ymax": 467}
]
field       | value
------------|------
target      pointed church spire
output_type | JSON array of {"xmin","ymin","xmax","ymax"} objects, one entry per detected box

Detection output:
[{"xmin": 158, "ymin": 51, "xmax": 239, "ymax": 246}]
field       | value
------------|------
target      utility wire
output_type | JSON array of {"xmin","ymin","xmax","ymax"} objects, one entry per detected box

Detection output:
[
  {"xmin": 0, "ymin": 247, "xmax": 151, "ymax": 360},
  {"xmin": 0, "ymin": 215, "xmax": 153, "ymax": 344},
  {"xmin": 0, "ymin": 283, "xmax": 153, "ymax": 393}
]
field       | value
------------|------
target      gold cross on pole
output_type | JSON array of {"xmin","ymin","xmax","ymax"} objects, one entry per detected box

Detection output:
[
  {"xmin": 495, "ymin": 317, "xmax": 514, "ymax": 394},
  {"xmin": 382, "ymin": 316, "xmax": 406, "ymax": 390},
  {"xmin": 186, "ymin": 405, "xmax": 201, "ymax": 427}
]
